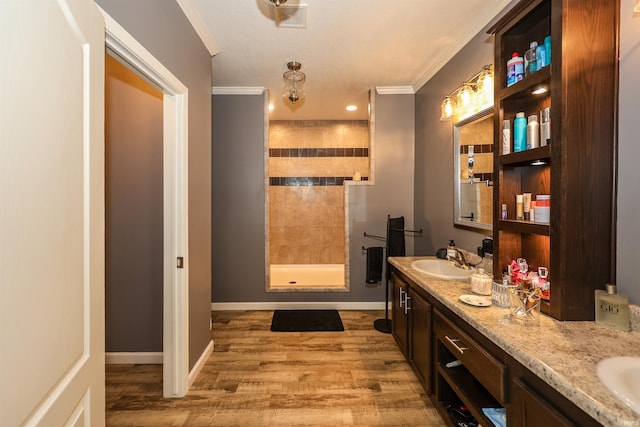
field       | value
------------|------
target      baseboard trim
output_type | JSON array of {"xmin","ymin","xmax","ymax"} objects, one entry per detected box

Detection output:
[
  {"xmin": 211, "ymin": 301, "xmax": 388, "ymax": 311},
  {"xmin": 105, "ymin": 352, "xmax": 163, "ymax": 365},
  {"xmin": 188, "ymin": 340, "xmax": 214, "ymax": 388}
]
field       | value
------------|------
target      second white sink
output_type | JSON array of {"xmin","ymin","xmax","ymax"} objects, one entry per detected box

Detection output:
[
  {"xmin": 411, "ymin": 258, "xmax": 473, "ymax": 281},
  {"xmin": 597, "ymin": 356, "xmax": 640, "ymax": 415}
]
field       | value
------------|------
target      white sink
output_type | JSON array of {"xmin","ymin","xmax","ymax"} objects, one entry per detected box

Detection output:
[
  {"xmin": 597, "ymin": 356, "xmax": 640, "ymax": 415},
  {"xmin": 410, "ymin": 258, "xmax": 473, "ymax": 281}
]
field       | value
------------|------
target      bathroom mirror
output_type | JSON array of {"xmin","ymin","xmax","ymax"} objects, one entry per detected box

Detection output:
[{"xmin": 453, "ymin": 108, "xmax": 494, "ymax": 231}]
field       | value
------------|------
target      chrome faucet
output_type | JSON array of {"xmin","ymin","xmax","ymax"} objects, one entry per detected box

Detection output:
[{"xmin": 447, "ymin": 248, "xmax": 472, "ymax": 270}]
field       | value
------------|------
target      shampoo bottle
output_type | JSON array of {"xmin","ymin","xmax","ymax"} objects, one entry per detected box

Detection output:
[
  {"xmin": 527, "ymin": 115, "xmax": 540, "ymax": 149},
  {"xmin": 513, "ymin": 112, "xmax": 527, "ymax": 152},
  {"xmin": 595, "ymin": 284, "xmax": 630, "ymax": 332}
]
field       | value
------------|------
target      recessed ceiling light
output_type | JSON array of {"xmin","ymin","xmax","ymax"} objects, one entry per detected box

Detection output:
[{"xmin": 346, "ymin": 105, "xmax": 357, "ymax": 111}]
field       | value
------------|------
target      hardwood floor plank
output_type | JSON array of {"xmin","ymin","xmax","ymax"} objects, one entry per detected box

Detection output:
[{"xmin": 106, "ymin": 310, "xmax": 446, "ymax": 426}]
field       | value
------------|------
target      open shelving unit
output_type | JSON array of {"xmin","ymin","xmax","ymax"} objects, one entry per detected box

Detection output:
[{"xmin": 490, "ymin": 0, "xmax": 618, "ymax": 320}]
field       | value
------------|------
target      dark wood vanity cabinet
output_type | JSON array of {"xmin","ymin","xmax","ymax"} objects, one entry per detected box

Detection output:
[
  {"xmin": 490, "ymin": 0, "xmax": 619, "ymax": 320},
  {"xmin": 389, "ymin": 266, "xmax": 601, "ymax": 427},
  {"xmin": 391, "ymin": 272, "xmax": 432, "ymax": 393},
  {"xmin": 509, "ymin": 361, "xmax": 601, "ymax": 427}
]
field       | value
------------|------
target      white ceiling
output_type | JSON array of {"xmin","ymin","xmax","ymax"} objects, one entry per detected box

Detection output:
[{"xmin": 181, "ymin": 0, "xmax": 513, "ymax": 120}]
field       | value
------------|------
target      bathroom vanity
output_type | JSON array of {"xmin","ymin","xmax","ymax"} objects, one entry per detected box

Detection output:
[{"xmin": 389, "ymin": 257, "xmax": 640, "ymax": 427}]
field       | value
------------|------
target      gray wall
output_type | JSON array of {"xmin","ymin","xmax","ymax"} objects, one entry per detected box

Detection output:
[
  {"xmin": 98, "ymin": 0, "xmax": 212, "ymax": 368},
  {"xmin": 211, "ymin": 94, "xmax": 267, "ymax": 302},
  {"xmin": 105, "ymin": 54, "xmax": 163, "ymax": 352},
  {"xmin": 616, "ymin": 0, "xmax": 640, "ymax": 305},
  {"xmin": 211, "ymin": 92, "xmax": 415, "ymax": 303},
  {"xmin": 349, "ymin": 93, "xmax": 416, "ymax": 294},
  {"xmin": 414, "ymin": 31, "xmax": 494, "ymax": 256}
]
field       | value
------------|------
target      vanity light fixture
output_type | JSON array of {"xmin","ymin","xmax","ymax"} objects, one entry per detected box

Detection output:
[
  {"xmin": 283, "ymin": 61, "xmax": 306, "ymax": 104},
  {"xmin": 635, "ymin": 0, "xmax": 640, "ymax": 12},
  {"xmin": 267, "ymin": 0, "xmax": 287, "ymax": 6},
  {"xmin": 440, "ymin": 65, "xmax": 493, "ymax": 122},
  {"xmin": 346, "ymin": 105, "xmax": 358, "ymax": 111}
]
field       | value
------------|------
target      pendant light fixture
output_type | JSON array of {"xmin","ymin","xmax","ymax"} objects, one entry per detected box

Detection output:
[
  {"xmin": 283, "ymin": 61, "xmax": 306, "ymax": 104},
  {"xmin": 268, "ymin": 0, "xmax": 287, "ymax": 6}
]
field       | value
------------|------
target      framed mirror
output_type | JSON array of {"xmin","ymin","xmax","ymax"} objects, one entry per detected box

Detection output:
[{"xmin": 454, "ymin": 107, "xmax": 493, "ymax": 231}]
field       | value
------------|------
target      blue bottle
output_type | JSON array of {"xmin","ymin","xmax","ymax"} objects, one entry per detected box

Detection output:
[
  {"xmin": 544, "ymin": 35, "xmax": 552, "ymax": 65},
  {"xmin": 513, "ymin": 113, "xmax": 527, "ymax": 152},
  {"xmin": 536, "ymin": 42, "xmax": 547, "ymax": 68}
]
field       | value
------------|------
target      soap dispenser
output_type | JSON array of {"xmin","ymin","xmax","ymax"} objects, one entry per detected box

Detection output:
[
  {"xmin": 447, "ymin": 240, "xmax": 457, "ymax": 259},
  {"xmin": 595, "ymin": 284, "xmax": 630, "ymax": 332}
]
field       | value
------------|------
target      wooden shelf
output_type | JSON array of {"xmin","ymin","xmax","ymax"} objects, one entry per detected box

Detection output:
[
  {"xmin": 498, "ymin": 219, "xmax": 550, "ymax": 236},
  {"xmin": 498, "ymin": 66, "xmax": 551, "ymax": 100},
  {"xmin": 436, "ymin": 363, "xmax": 501, "ymax": 427},
  {"xmin": 500, "ymin": 145, "xmax": 550, "ymax": 166}
]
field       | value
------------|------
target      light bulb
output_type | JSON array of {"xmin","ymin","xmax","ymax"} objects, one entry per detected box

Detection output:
[{"xmin": 440, "ymin": 96, "xmax": 455, "ymax": 121}]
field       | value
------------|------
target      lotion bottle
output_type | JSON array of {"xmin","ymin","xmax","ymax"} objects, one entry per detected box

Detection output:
[{"xmin": 595, "ymin": 284, "xmax": 630, "ymax": 332}]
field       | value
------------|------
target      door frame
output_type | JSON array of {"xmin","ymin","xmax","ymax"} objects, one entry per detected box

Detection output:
[{"xmin": 101, "ymin": 9, "xmax": 190, "ymax": 397}]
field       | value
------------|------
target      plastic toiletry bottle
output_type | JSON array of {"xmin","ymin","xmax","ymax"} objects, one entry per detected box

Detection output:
[
  {"xmin": 516, "ymin": 195, "xmax": 524, "ymax": 220},
  {"xmin": 523, "ymin": 193, "xmax": 532, "ymax": 221},
  {"xmin": 513, "ymin": 112, "xmax": 527, "ymax": 152},
  {"xmin": 447, "ymin": 240, "xmax": 457, "ymax": 259},
  {"xmin": 540, "ymin": 107, "xmax": 551, "ymax": 146},
  {"xmin": 502, "ymin": 120, "xmax": 511, "ymax": 155},
  {"xmin": 595, "ymin": 284, "xmax": 630, "ymax": 332},
  {"xmin": 536, "ymin": 41, "xmax": 547, "ymax": 68},
  {"xmin": 527, "ymin": 115, "xmax": 540, "ymax": 149},
  {"xmin": 524, "ymin": 42, "xmax": 538, "ymax": 76},
  {"xmin": 506, "ymin": 52, "xmax": 524, "ymax": 87},
  {"xmin": 544, "ymin": 35, "xmax": 552, "ymax": 65}
]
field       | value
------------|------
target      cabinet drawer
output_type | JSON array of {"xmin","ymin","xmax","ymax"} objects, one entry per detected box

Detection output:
[{"xmin": 434, "ymin": 309, "xmax": 506, "ymax": 403}]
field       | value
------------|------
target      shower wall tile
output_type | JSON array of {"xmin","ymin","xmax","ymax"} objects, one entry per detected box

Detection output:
[
  {"xmin": 269, "ymin": 186, "xmax": 345, "ymax": 264},
  {"xmin": 269, "ymin": 158, "xmax": 370, "ymax": 178},
  {"xmin": 268, "ymin": 120, "xmax": 368, "ymax": 265}
]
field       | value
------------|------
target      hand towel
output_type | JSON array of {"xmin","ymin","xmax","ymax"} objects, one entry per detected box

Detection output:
[{"xmin": 366, "ymin": 247, "xmax": 384, "ymax": 283}]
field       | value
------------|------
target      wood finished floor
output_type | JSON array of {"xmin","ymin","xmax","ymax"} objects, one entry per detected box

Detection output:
[{"xmin": 106, "ymin": 310, "xmax": 446, "ymax": 426}]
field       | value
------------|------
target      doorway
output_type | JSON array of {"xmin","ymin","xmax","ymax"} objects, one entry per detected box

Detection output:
[{"xmin": 104, "ymin": 11, "xmax": 190, "ymax": 397}]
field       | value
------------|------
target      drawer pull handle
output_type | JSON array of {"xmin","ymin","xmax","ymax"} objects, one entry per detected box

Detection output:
[{"xmin": 445, "ymin": 336, "xmax": 468, "ymax": 355}]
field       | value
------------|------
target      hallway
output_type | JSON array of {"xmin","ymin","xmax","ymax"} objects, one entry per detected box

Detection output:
[{"xmin": 106, "ymin": 310, "xmax": 445, "ymax": 426}]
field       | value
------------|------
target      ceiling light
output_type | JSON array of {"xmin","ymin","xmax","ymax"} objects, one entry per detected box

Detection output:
[
  {"xmin": 346, "ymin": 105, "xmax": 357, "ymax": 111},
  {"xmin": 283, "ymin": 61, "xmax": 306, "ymax": 105},
  {"xmin": 267, "ymin": 0, "xmax": 287, "ymax": 6}
]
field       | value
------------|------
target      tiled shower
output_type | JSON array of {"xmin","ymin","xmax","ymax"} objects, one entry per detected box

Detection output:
[{"xmin": 268, "ymin": 120, "xmax": 369, "ymax": 289}]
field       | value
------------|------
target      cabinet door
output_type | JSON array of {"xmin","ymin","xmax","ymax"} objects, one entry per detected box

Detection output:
[
  {"xmin": 410, "ymin": 291, "xmax": 432, "ymax": 393},
  {"xmin": 391, "ymin": 274, "xmax": 409, "ymax": 357},
  {"xmin": 512, "ymin": 379, "xmax": 575, "ymax": 427}
]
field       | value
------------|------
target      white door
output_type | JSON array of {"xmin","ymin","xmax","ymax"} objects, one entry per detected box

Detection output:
[{"xmin": 0, "ymin": 1, "xmax": 105, "ymax": 426}]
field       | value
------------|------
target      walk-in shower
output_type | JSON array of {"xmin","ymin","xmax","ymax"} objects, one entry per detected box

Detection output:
[{"xmin": 267, "ymin": 120, "xmax": 369, "ymax": 291}]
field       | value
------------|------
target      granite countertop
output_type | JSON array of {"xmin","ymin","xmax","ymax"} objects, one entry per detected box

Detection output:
[{"xmin": 389, "ymin": 256, "xmax": 640, "ymax": 427}]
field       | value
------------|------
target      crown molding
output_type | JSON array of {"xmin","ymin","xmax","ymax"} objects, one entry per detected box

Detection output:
[
  {"xmin": 375, "ymin": 86, "xmax": 415, "ymax": 95},
  {"xmin": 176, "ymin": 0, "xmax": 220, "ymax": 56},
  {"xmin": 211, "ymin": 87, "xmax": 266, "ymax": 95}
]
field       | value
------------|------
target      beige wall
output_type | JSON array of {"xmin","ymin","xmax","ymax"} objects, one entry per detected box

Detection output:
[{"xmin": 268, "ymin": 120, "xmax": 369, "ymax": 265}]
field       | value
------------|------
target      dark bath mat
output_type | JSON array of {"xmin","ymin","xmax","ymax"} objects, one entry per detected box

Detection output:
[{"xmin": 270, "ymin": 309, "xmax": 344, "ymax": 332}]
